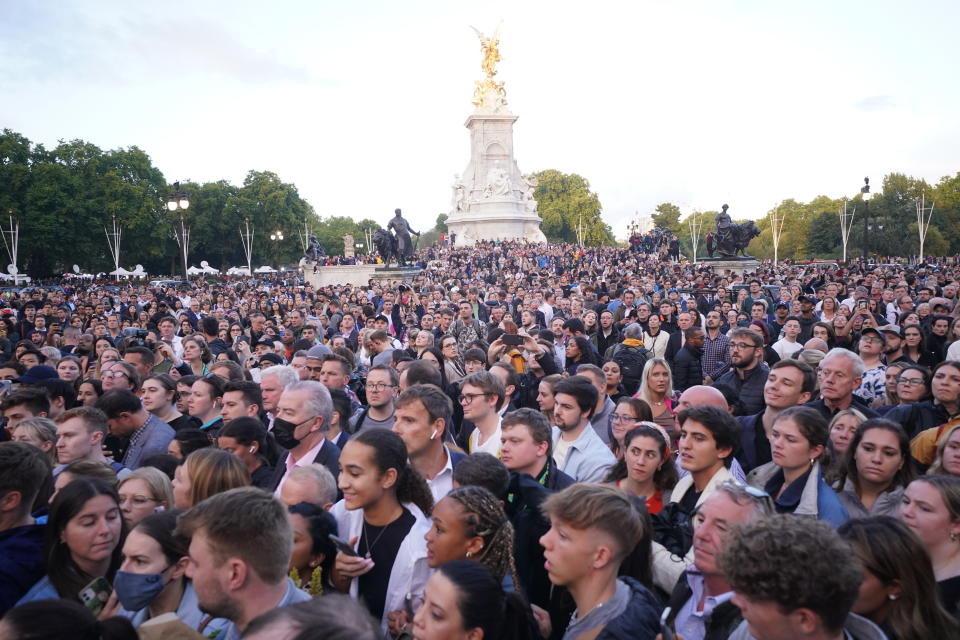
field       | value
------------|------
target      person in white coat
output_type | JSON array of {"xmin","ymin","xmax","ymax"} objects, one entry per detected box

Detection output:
[{"xmin": 331, "ymin": 429, "xmax": 434, "ymax": 637}]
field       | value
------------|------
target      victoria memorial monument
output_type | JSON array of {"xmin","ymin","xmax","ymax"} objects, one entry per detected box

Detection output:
[{"xmin": 444, "ymin": 26, "xmax": 547, "ymax": 246}]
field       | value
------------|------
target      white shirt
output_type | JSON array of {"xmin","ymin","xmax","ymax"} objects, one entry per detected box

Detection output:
[
  {"xmin": 468, "ymin": 417, "xmax": 502, "ymax": 457},
  {"xmin": 273, "ymin": 437, "xmax": 327, "ymax": 498},
  {"xmin": 425, "ymin": 447, "xmax": 456, "ymax": 503}
]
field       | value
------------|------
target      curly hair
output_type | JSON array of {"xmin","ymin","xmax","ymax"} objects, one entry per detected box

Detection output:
[
  {"xmin": 718, "ymin": 515, "xmax": 862, "ymax": 633},
  {"xmin": 445, "ymin": 485, "xmax": 519, "ymax": 587}
]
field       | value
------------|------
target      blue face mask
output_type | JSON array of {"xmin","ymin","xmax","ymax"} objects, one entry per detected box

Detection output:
[{"xmin": 113, "ymin": 569, "xmax": 169, "ymax": 611}]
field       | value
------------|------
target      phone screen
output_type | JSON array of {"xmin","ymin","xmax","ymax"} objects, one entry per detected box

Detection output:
[{"xmin": 79, "ymin": 576, "xmax": 112, "ymax": 617}]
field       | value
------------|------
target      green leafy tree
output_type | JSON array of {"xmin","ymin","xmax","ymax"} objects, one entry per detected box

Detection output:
[
  {"xmin": 531, "ymin": 169, "xmax": 614, "ymax": 245},
  {"xmin": 652, "ymin": 202, "xmax": 682, "ymax": 234},
  {"xmin": 435, "ymin": 213, "xmax": 448, "ymax": 233}
]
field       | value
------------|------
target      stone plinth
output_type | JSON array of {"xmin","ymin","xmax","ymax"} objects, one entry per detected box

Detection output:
[
  {"xmin": 445, "ymin": 112, "xmax": 546, "ymax": 245},
  {"xmin": 696, "ymin": 259, "xmax": 761, "ymax": 277},
  {"xmin": 305, "ymin": 265, "xmax": 419, "ymax": 289}
]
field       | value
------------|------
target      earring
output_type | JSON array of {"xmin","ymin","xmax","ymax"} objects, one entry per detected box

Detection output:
[
  {"xmin": 888, "ymin": 594, "xmax": 898, "ymax": 601},
  {"xmin": 810, "ymin": 458, "xmax": 815, "ymax": 466},
  {"xmin": 466, "ymin": 551, "xmax": 472, "ymax": 558},
  {"xmin": 951, "ymin": 532, "xmax": 959, "ymax": 542}
]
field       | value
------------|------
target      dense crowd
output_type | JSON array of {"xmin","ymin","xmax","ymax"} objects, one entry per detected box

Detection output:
[{"xmin": 2, "ymin": 239, "xmax": 960, "ymax": 640}]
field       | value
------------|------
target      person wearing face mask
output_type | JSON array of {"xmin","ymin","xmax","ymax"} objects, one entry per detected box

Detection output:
[
  {"xmin": 268, "ymin": 381, "xmax": 341, "ymax": 496},
  {"xmin": 100, "ymin": 510, "xmax": 229, "ymax": 636}
]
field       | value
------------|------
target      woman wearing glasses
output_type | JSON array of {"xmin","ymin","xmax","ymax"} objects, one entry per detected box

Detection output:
[
  {"xmin": 888, "ymin": 361, "xmax": 960, "ymax": 466},
  {"xmin": 116, "ymin": 467, "xmax": 174, "ymax": 528},
  {"xmin": 746, "ymin": 406, "xmax": 849, "ymax": 526},
  {"xmin": 607, "ymin": 397, "xmax": 653, "ymax": 459}
]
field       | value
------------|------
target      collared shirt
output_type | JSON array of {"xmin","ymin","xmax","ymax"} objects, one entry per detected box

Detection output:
[
  {"xmin": 674, "ymin": 570, "xmax": 734, "ymax": 640},
  {"xmin": 590, "ymin": 396, "xmax": 616, "ymax": 445},
  {"xmin": 701, "ymin": 330, "xmax": 731, "ymax": 380},
  {"xmin": 273, "ymin": 438, "xmax": 327, "ymax": 498},
  {"xmin": 551, "ymin": 424, "xmax": 616, "ymax": 483},
  {"xmin": 425, "ymin": 446, "xmax": 455, "ymax": 503}
]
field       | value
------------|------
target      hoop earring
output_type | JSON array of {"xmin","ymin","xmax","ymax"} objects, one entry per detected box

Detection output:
[{"xmin": 466, "ymin": 551, "xmax": 473, "ymax": 558}]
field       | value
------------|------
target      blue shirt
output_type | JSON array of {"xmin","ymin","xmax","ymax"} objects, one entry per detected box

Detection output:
[
  {"xmin": 551, "ymin": 424, "xmax": 615, "ymax": 483},
  {"xmin": 674, "ymin": 570, "xmax": 734, "ymax": 640}
]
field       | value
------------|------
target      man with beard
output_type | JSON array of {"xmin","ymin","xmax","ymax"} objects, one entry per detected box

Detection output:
[
  {"xmin": 712, "ymin": 328, "xmax": 769, "ymax": 416},
  {"xmin": 177, "ymin": 488, "xmax": 311, "ymax": 640},
  {"xmin": 701, "ymin": 310, "xmax": 731, "ymax": 385},
  {"xmin": 550, "ymin": 376, "xmax": 615, "ymax": 482}
]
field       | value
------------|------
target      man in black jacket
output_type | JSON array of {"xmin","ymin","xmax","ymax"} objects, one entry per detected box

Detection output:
[
  {"xmin": 672, "ymin": 327, "xmax": 704, "ymax": 392},
  {"xmin": 712, "ymin": 328, "xmax": 769, "ymax": 416},
  {"xmin": 665, "ymin": 480, "xmax": 774, "ymax": 640}
]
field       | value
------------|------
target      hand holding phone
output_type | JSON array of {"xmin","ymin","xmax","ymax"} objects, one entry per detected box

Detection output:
[
  {"xmin": 329, "ymin": 533, "xmax": 360, "ymax": 557},
  {"xmin": 659, "ymin": 607, "xmax": 676, "ymax": 640}
]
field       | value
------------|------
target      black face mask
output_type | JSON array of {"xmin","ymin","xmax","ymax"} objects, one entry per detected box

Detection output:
[{"xmin": 272, "ymin": 415, "xmax": 316, "ymax": 450}]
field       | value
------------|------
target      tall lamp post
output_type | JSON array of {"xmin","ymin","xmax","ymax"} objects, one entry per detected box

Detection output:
[
  {"xmin": 167, "ymin": 183, "xmax": 190, "ymax": 280},
  {"xmin": 270, "ymin": 230, "xmax": 284, "ymax": 269},
  {"xmin": 860, "ymin": 177, "xmax": 873, "ymax": 260}
]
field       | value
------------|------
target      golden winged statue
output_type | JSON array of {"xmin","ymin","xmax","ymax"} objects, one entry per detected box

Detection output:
[{"xmin": 470, "ymin": 24, "xmax": 502, "ymax": 78}]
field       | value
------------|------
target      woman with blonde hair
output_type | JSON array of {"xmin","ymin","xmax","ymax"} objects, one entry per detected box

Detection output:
[
  {"xmin": 171, "ymin": 448, "xmax": 249, "ymax": 509},
  {"xmin": 11, "ymin": 417, "xmax": 58, "ymax": 465},
  {"xmin": 633, "ymin": 357, "xmax": 676, "ymax": 439},
  {"xmin": 117, "ymin": 467, "xmax": 175, "ymax": 528},
  {"xmin": 928, "ymin": 423, "xmax": 960, "ymax": 478}
]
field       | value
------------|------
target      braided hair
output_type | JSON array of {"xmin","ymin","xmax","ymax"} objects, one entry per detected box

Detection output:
[{"xmin": 445, "ymin": 485, "xmax": 519, "ymax": 588}]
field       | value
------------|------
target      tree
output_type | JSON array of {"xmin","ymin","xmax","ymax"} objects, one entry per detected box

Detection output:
[
  {"xmin": 531, "ymin": 169, "xmax": 614, "ymax": 245},
  {"xmin": 434, "ymin": 213, "xmax": 448, "ymax": 233},
  {"xmin": 652, "ymin": 202, "xmax": 682, "ymax": 234}
]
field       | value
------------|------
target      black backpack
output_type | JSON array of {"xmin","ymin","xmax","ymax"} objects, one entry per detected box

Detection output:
[
  {"xmin": 651, "ymin": 502, "xmax": 695, "ymax": 558},
  {"xmin": 613, "ymin": 343, "xmax": 648, "ymax": 391}
]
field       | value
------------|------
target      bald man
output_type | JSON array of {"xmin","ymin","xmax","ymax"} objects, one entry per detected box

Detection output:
[
  {"xmin": 802, "ymin": 337, "xmax": 829, "ymax": 354},
  {"xmin": 674, "ymin": 385, "xmax": 746, "ymax": 483}
]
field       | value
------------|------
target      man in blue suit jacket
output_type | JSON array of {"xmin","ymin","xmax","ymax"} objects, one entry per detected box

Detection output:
[{"xmin": 96, "ymin": 390, "xmax": 174, "ymax": 470}]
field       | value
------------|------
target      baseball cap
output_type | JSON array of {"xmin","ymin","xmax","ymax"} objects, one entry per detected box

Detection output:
[
  {"xmin": 259, "ymin": 353, "xmax": 284, "ymax": 366},
  {"xmin": 255, "ymin": 336, "xmax": 275, "ymax": 348},
  {"xmin": 775, "ymin": 301, "xmax": 789, "ymax": 310},
  {"xmin": 306, "ymin": 344, "xmax": 333, "ymax": 360},
  {"xmin": 14, "ymin": 365, "xmax": 59, "ymax": 384},
  {"xmin": 877, "ymin": 324, "xmax": 901, "ymax": 337}
]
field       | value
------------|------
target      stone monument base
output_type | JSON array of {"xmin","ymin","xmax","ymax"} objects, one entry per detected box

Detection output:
[
  {"xmin": 446, "ymin": 211, "xmax": 546, "ymax": 246},
  {"xmin": 305, "ymin": 264, "xmax": 419, "ymax": 289},
  {"xmin": 696, "ymin": 258, "xmax": 761, "ymax": 277}
]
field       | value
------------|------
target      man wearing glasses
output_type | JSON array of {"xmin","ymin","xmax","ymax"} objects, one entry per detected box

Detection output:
[
  {"xmin": 711, "ymin": 328, "xmax": 769, "ymax": 417},
  {"xmin": 351, "ymin": 365, "xmax": 398, "ymax": 433},
  {"xmin": 854, "ymin": 327, "xmax": 887, "ymax": 405},
  {"xmin": 459, "ymin": 371, "xmax": 505, "ymax": 457}
]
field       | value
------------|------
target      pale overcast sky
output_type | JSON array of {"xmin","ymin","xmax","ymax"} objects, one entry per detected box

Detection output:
[{"xmin": 2, "ymin": 0, "xmax": 958, "ymax": 238}]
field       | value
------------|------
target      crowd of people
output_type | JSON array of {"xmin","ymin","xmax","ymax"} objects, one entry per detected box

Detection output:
[{"xmin": 1, "ymin": 238, "xmax": 960, "ymax": 640}]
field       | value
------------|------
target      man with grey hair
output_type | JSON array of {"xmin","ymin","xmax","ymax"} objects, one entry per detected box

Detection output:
[
  {"xmin": 259, "ymin": 365, "xmax": 300, "ymax": 430},
  {"xmin": 662, "ymin": 480, "xmax": 775, "ymax": 637},
  {"xmin": 278, "ymin": 464, "xmax": 338, "ymax": 510},
  {"xmin": 608, "ymin": 323, "xmax": 648, "ymax": 396},
  {"xmin": 804, "ymin": 348, "xmax": 879, "ymax": 421},
  {"xmin": 268, "ymin": 380, "xmax": 340, "ymax": 495}
]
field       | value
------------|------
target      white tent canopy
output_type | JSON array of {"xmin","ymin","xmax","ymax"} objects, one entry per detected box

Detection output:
[
  {"xmin": 227, "ymin": 266, "xmax": 251, "ymax": 275},
  {"xmin": 254, "ymin": 265, "xmax": 277, "ymax": 273}
]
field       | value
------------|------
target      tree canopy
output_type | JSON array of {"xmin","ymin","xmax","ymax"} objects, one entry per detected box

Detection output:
[
  {"xmin": 531, "ymin": 169, "xmax": 615, "ymax": 245},
  {"xmin": 0, "ymin": 129, "xmax": 384, "ymax": 276}
]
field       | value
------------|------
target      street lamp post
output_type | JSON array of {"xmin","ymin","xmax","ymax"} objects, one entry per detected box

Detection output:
[
  {"xmin": 270, "ymin": 230, "xmax": 284, "ymax": 269},
  {"xmin": 860, "ymin": 177, "xmax": 873, "ymax": 260},
  {"xmin": 166, "ymin": 183, "xmax": 190, "ymax": 280}
]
